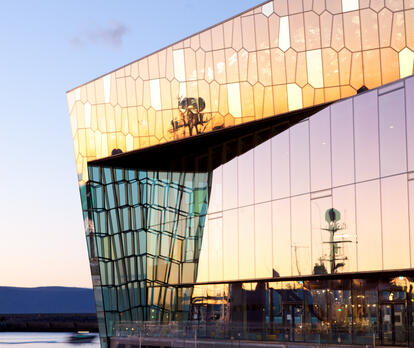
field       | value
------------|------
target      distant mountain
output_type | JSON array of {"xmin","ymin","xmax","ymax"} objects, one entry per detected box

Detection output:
[{"xmin": 0, "ymin": 287, "xmax": 96, "ymax": 314}]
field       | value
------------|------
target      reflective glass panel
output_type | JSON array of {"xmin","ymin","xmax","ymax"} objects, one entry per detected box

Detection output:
[
  {"xmin": 255, "ymin": 202, "xmax": 272, "ymax": 278},
  {"xmin": 381, "ymin": 175, "xmax": 410, "ymax": 269},
  {"xmin": 254, "ymin": 140, "xmax": 272, "ymax": 203},
  {"xmin": 239, "ymin": 206, "xmax": 255, "ymax": 279},
  {"xmin": 354, "ymin": 91, "xmax": 380, "ymax": 182},
  {"xmin": 290, "ymin": 121, "xmax": 310, "ymax": 196},
  {"xmin": 271, "ymin": 130, "xmax": 290, "ymax": 199},
  {"xmin": 238, "ymin": 150, "xmax": 254, "ymax": 207},
  {"xmin": 379, "ymin": 89, "xmax": 407, "ymax": 177},
  {"xmin": 223, "ymin": 157, "xmax": 238, "ymax": 210}
]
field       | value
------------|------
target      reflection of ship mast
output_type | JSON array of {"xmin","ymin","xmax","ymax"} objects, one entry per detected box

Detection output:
[{"xmin": 321, "ymin": 208, "xmax": 352, "ymax": 274}]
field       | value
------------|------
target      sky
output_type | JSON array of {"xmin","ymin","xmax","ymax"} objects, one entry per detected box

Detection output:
[{"xmin": 0, "ymin": 0, "xmax": 261, "ymax": 288}]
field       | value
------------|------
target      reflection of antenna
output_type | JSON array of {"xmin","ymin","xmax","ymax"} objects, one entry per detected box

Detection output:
[
  {"xmin": 321, "ymin": 208, "xmax": 352, "ymax": 274},
  {"xmin": 291, "ymin": 244, "xmax": 309, "ymax": 276}
]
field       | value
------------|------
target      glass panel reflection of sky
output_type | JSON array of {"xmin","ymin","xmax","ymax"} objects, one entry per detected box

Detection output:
[{"xmin": 196, "ymin": 76, "xmax": 414, "ymax": 283}]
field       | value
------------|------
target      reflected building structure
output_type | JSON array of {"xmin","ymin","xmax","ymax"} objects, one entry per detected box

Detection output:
[{"xmin": 67, "ymin": 0, "xmax": 414, "ymax": 346}]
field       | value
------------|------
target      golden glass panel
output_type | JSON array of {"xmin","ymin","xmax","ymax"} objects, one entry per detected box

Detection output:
[
  {"xmin": 381, "ymin": 47, "xmax": 400, "ymax": 84},
  {"xmin": 190, "ymin": 34, "xmax": 200, "ymax": 51},
  {"xmin": 253, "ymin": 83, "xmax": 264, "ymax": 118},
  {"xmin": 154, "ymin": 111, "xmax": 163, "ymax": 140},
  {"xmin": 184, "ymin": 37, "xmax": 191, "ymax": 48},
  {"xmin": 271, "ymin": 48, "xmax": 286, "ymax": 84},
  {"xmin": 86, "ymin": 83, "xmax": 95, "ymax": 105},
  {"xmin": 213, "ymin": 50, "xmax": 226, "ymax": 84},
  {"xmin": 218, "ymin": 84, "xmax": 229, "ymax": 115},
  {"xmin": 344, "ymin": 12, "xmax": 362, "ymax": 52},
  {"xmin": 195, "ymin": 49, "xmax": 205, "ymax": 80},
  {"xmin": 138, "ymin": 59, "xmax": 149, "ymax": 80},
  {"xmin": 96, "ymin": 104, "xmax": 106, "ymax": 132},
  {"xmin": 303, "ymin": 0, "xmax": 313, "ymax": 11},
  {"xmin": 378, "ymin": 8, "xmax": 393, "ymax": 47},
  {"xmin": 165, "ymin": 47, "xmax": 174, "ymax": 81},
  {"xmin": 386, "ymin": 0, "xmax": 404, "ymax": 10},
  {"xmin": 320, "ymin": 11, "xmax": 333, "ymax": 48},
  {"xmin": 148, "ymin": 54, "xmax": 159, "ymax": 80},
  {"xmin": 90, "ymin": 105, "xmax": 97, "ymax": 131},
  {"xmin": 205, "ymin": 52, "xmax": 214, "ymax": 83},
  {"xmin": 227, "ymin": 83, "xmax": 242, "ymax": 117},
  {"xmin": 142, "ymin": 80, "xmax": 151, "ymax": 109},
  {"xmin": 198, "ymin": 80, "xmax": 211, "ymax": 113},
  {"xmin": 135, "ymin": 78, "xmax": 143, "ymax": 106},
  {"xmin": 285, "ymin": 48, "xmax": 297, "ymax": 83},
  {"xmin": 371, "ymin": 0, "xmax": 385, "ymax": 12},
  {"xmin": 125, "ymin": 77, "xmax": 137, "ymax": 107},
  {"xmin": 406, "ymin": 0, "xmax": 414, "ymax": 9},
  {"xmin": 255, "ymin": 14, "xmax": 270, "ymax": 50},
  {"xmin": 268, "ymin": 14, "xmax": 280, "ymax": 48},
  {"xmin": 172, "ymin": 40, "xmax": 183, "ymax": 50},
  {"xmin": 105, "ymin": 105, "xmax": 115, "ymax": 132},
  {"xmin": 115, "ymin": 67, "xmax": 125, "ymax": 78},
  {"xmin": 350, "ymin": 52, "xmax": 364, "ymax": 89},
  {"xmin": 211, "ymin": 24, "xmax": 224, "ymax": 50},
  {"xmin": 314, "ymin": 88, "xmax": 325, "ymax": 104},
  {"xmin": 210, "ymin": 81, "xmax": 219, "ymax": 113},
  {"xmin": 326, "ymin": 0, "xmax": 343, "ymax": 13},
  {"xmin": 340, "ymin": 85, "xmax": 356, "ymax": 98},
  {"xmin": 273, "ymin": 85, "xmax": 288, "ymax": 113},
  {"xmin": 339, "ymin": 48, "xmax": 352, "ymax": 85},
  {"xmin": 241, "ymin": 15, "xmax": 256, "ymax": 51},
  {"xmin": 290, "ymin": 13, "xmax": 306, "ymax": 51},
  {"xmin": 116, "ymin": 132, "xmax": 126, "ymax": 151},
  {"xmin": 160, "ymin": 78, "xmax": 172, "ymax": 110},
  {"xmin": 147, "ymin": 108, "xmax": 156, "ymax": 136},
  {"xmin": 184, "ymin": 48, "xmax": 196, "ymax": 81},
  {"xmin": 263, "ymin": 86, "xmax": 275, "ymax": 117},
  {"xmin": 322, "ymin": 48, "xmax": 340, "ymax": 87},
  {"xmin": 307, "ymin": 49, "xmax": 324, "ymax": 88},
  {"xmin": 391, "ymin": 11, "xmax": 406, "ymax": 51},
  {"xmin": 296, "ymin": 51, "xmax": 308, "ymax": 87},
  {"xmin": 257, "ymin": 49, "xmax": 272, "ymax": 86},
  {"xmin": 240, "ymin": 82, "xmax": 255, "ymax": 116},
  {"xmin": 130, "ymin": 62, "xmax": 139, "ymax": 79},
  {"xmin": 302, "ymin": 84, "xmax": 314, "ymax": 107},
  {"xmin": 114, "ymin": 105, "xmax": 122, "ymax": 132},
  {"xmin": 304, "ymin": 11, "xmax": 321, "ymax": 50},
  {"xmin": 288, "ymin": 0, "xmax": 303, "ymax": 14},
  {"xmin": 313, "ymin": 0, "xmax": 326, "ymax": 13},
  {"xmin": 109, "ymin": 74, "xmax": 117, "ymax": 106},
  {"xmin": 78, "ymin": 130, "xmax": 87, "ymax": 157},
  {"xmin": 121, "ymin": 108, "xmax": 128, "ymax": 135},
  {"xmin": 116, "ymin": 78, "xmax": 127, "ymax": 107},
  {"xmin": 331, "ymin": 14, "xmax": 345, "ymax": 51},
  {"xmin": 262, "ymin": 1, "xmax": 274, "ymax": 16},
  {"xmin": 223, "ymin": 20, "xmax": 233, "ymax": 48},
  {"xmin": 127, "ymin": 107, "xmax": 138, "ymax": 137},
  {"xmin": 137, "ymin": 107, "xmax": 148, "ymax": 136},
  {"xmin": 225, "ymin": 48, "xmax": 239, "ymax": 84},
  {"xmin": 407, "ymin": 9, "xmax": 414, "ymax": 50},
  {"xmin": 247, "ymin": 51, "xmax": 258, "ymax": 85},
  {"xmin": 224, "ymin": 114, "xmax": 236, "ymax": 127},
  {"xmin": 363, "ymin": 49, "xmax": 382, "ymax": 88},
  {"xmin": 273, "ymin": 0, "xmax": 288, "ymax": 16},
  {"xmin": 360, "ymin": 9, "xmax": 379, "ymax": 50},
  {"xmin": 232, "ymin": 17, "xmax": 243, "ymax": 51},
  {"xmin": 360, "ymin": 0, "xmax": 370, "ymax": 8},
  {"xmin": 158, "ymin": 50, "xmax": 167, "ymax": 78},
  {"xmin": 75, "ymin": 102, "xmax": 84, "ymax": 129},
  {"xmin": 325, "ymin": 86, "xmax": 341, "ymax": 102}
]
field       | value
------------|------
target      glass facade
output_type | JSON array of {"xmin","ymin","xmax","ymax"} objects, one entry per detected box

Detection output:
[
  {"xmin": 66, "ymin": 1, "xmax": 414, "ymax": 346},
  {"xmin": 66, "ymin": 0, "xmax": 414, "ymax": 185}
]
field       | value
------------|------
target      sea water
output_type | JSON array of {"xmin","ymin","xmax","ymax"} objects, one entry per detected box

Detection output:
[{"xmin": 0, "ymin": 332, "xmax": 100, "ymax": 347}]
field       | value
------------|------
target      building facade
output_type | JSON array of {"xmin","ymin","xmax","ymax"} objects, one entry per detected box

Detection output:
[{"xmin": 67, "ymin": 0, "xmax": 414, "ymax": 346}]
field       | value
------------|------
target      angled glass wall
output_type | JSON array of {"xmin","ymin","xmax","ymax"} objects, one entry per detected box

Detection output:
[{"xmin": 82, "ymin": 167, "xmax": 211, "ymax": 344}]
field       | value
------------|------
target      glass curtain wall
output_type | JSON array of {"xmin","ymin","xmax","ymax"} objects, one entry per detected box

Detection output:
[
  {"xmin": 197, "ymin": 76, "xmax": 414, "ymax": 283},
  {"xmin": 82, "ymin": 166, "xmax": 212, "ymax": 345}
]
